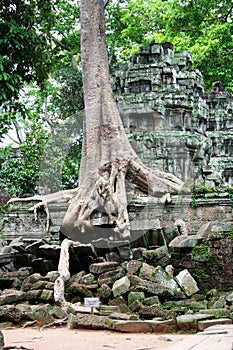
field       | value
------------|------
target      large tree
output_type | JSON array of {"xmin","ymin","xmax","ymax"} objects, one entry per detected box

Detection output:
[{"xmin": 8, "ymin": 0, "xmax": 187, "ymax": 305}]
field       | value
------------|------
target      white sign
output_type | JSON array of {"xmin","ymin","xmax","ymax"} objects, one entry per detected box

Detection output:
[{"xmin": 84, "ymin": 297, "xmax": 100, "ymax": 308}]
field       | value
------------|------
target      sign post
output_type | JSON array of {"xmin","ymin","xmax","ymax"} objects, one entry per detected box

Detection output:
[{"xmin": 84, "ymin": 297, "xmax": 100, "ymax": 315}]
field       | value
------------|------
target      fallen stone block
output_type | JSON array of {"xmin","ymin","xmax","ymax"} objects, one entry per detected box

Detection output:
[
  {"xmin": 176, "ymin": 269, "xmax": 199, "ymax": 296},
  {"xmin": 112, "ymin": 276, "xmax": 130, "ymax": 297},
  {"xmin": 89, "ymin": 262, "xmax": 119, "ymax": 274},
  {"xmin": 198, "ymin": 318, "xmax": 232, "ymax": 331},
  {"xmin": 150, "ymin": 319, "xmax": 177, "ymax": 333},
  {"xmin": 177, "ymin": 313, "xmax": 214, "ymax": 331},
  {"xmin": 108, "ymin": 319, "xmax": 152, "ymax": 333},
  {"xmin": 67, "ymin": 313, "xmax": 109, "ymax": 330}
]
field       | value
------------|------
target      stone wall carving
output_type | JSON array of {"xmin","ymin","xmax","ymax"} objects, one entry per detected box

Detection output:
[{"xmin": 112, "ymin": 42, "xmax": 233, "ymax": 187}]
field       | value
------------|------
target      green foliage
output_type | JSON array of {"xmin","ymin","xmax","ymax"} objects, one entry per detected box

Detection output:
[
  {"xmin": 0, "ymin": 0, "xmax": 55, "ymax": 104},
  {"xmin": 110, "ymin": 0, "xmax": 233, "ymax": 92},
  {"xmin": 192, "ymin": 242, "xmax": 210, "ymax": 259},
  {"xmin": 0, "ymin": 121, "xmax": 48, "ymax": 196}
]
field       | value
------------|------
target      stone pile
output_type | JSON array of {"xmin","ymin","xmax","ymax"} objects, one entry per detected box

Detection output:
[{"xmin": 0, "ymin": 236, "xmax": 232, "ymax": 333}]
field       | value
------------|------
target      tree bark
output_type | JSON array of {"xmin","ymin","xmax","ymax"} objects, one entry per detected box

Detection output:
[
  {"xmin": 8, "ymin": 0, "xmax": 185, "ymax": 240},
  {"xmin": 60, "ymin": 0, "xmax": 184, "ymax": 240},
  {"xmin": 8, "ymin": 0, "xmax": 188, "ymax": 305}
]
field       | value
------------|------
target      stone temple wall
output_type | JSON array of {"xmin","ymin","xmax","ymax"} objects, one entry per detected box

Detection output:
[
  {"xmin": 1, "ymin": 42, "xmax": 232, "ymax": 248},
  {"xmin": 112, "ymin": 42, "xmax": 233, "ymax": 187}
]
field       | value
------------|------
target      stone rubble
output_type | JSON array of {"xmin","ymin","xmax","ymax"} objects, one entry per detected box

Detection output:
[{"xmin": 0, "ymin": 236, "xmax": 232, "ymax": 333}]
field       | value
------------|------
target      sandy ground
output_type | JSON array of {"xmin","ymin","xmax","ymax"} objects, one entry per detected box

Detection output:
[{"xmin": 3, "ymin": 327, "xmax": 188, "ymax": 350}]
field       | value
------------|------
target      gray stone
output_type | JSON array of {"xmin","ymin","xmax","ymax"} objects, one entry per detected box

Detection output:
[
  {"xmin": 176, "ymin": 269, "xmax": 199, "ymax": 296},
  {"xmin": 198, "ymin": 318, "xmax": 232, "ymax": 331},
  {"xmin": 97, "ymin": 284, "xmax": 112, "ymax": 299},
  {"xmin": 142, "ymin": 246, "xmax": 170, "ymax": 266},
  {"xmin": 169, "ymin": 235, "xmax": 202, "ymax": 250},
  {"xmin": 139, "ymin": 305, "xmax": 175, "ymax": 320},
  {"xmin": 21, "ymin": 273, "xmax": 43, "ymax": 292},
  {"xmin": 98, "ymin": 266, "xmax": 126, "ymax": 286},
  {"xmin": 89, "ymin": 262, "xmax": 119, "ymax": 274},
  {"xmin": 128, "ymin": 292, "xmax": 145, "ymax": 306},
  {"xmin": 128, "ymin": 275, "xmax": 174, "ymax": 298},
  {"xmin": 197, "ymin": 222, "xmax": 212, "ymax": 238},
  {"xmin": 127, "ymin": 260, "xmax": 142, "ymax": 275},
  {"xmin": 112, "ymin": 276, "xmax": 130, "ymax": 297},
  {"xmin": 49, "ymin": 306, "xmax": 67, "ymax": 319},
  {"xmin": 139, "ymin": 263, "xmax": 181, "ymax": 294},
  {"xmin": 177, "ymin": 313, "xmax": 213, "ymax": 330},
  {"xmin": 67, "ymin": 313, "xmax": 109, "ymax": 330},
  {"xmin": 79, "ymin": 273, "xmax": 96, "ymax": 285},
  {"xmin": 108, "ymin": 319, "xmax": 153, "ymax": 333},
  {"xmin": 0, "ymin": 290, "xmax": 26, "ymax": 305},
  {"xmin": 144, "ymin": 296, "xmax": 161, "ymax": 306}
]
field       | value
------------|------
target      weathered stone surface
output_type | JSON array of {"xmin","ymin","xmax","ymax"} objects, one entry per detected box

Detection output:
[
  {"xmin": 177, "ymin": 314, "xmax": 213, "ymax": 330},
  {"xmin": 26, "ymin": 289, "xmax": 42, "ymax": 301},
  {"xmin": 40, "ymin": 289, "xmax": 54, "ymax": 302},
  {"xmin": 198, "ymin": 308, "xmax": 231, "ymax": 319},
  {"xmin": 21, "ymin": 273, "xmax": 43, "ymax": 292},
  {"xmin": 139, "ymin": 263, "xmax": 181, "ymax": 294},
  {"xmin": 109, "ymin": 320, "xmax": 152, "ymax": 333},
  {"xmin": 27, "ymin": 304, "xmax": 55, "ymax": 325},
  {"xmin": 150, "ymin": 319, "xmax": 177, "ymax": 333},
  {"xmin": 49, "ymin": 306, "xmax": 67, "ymax": 319},
  {"xmin": 67, "ymin": 283, "xmax": 97, "ymax": 298},
  {"xmin": 110, "ymin": 312, "xmax": 139, "ymax": 320},
  {"xmin": 45, "ymin": 270, "xmax": 60, "ymax": 282},
  {"xmin": 128, "ymin": 292, "xmax": 145, "ymax": 306},
  {"xmin": 98, "ymin": 266, "xmax": 126, "ymax": 286},
  {"xmin": 142, "ymin": 246, "xmax": 170, "ymax": 267},
  {"xmin": 128, "ymin": 275, "xmax": 174, "ymax": 298},
  {"xmin": 198, "ymin": 318, "xmax": 232, "ymax": 331},
  {"xmin": 0, "ymin": 305, "xmax": 22, "ymax": 323},
  {"xmin": 144, "ymin": 296, "xmax": 161, "ymax": 306},
  {"xmin": 197, "ymin": 222, "xmax": 212, "ymax": 238},
  {"xmin": 127, "ymin": 260, "xmax": 142, "ymax": 275},
  {"xmin": 176, "ymin": 269, "xmax": 199, "ymax": 296},
  {"xmin": 97, "ymin": 284, "xmax": 112, "ymax": 299},
  {"xmin": 0, "ymin": 290, "xmax": 26, "ymax": 305},
  {"xmin": 99, "ymin": 305, "xmax": 119, "ymax": 316},
  {"xmin": 128, "ymin": 299, "xmax": 143, "ymax": 312},
  {"xmin": 169, "ymin": 235, "xmax": 202, "ymax": 251},
  {"xmin": 89, "ymin": 262, "xmax": 119, "ymax": 274},
  {"xmin": 112, "ymin": 276, "xmax": 130, "ymax": 297},
  {"xmin": 79, "ymin": 273, "xmax": 96, "ymax": 285},
  {"xmin": 67, "ymin": 313, "xmax": 109, "ymax": 330},
  {"xmin": 139, "ymin": 305, "xmax": 175, "ymax": 320},
  {"xmin": 164, "ymin": 299, "xmax": 208, "ymax": 313}
]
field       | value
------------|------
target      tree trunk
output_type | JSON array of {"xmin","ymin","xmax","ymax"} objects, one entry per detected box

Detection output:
[
  {"xmin": 60, "ymin": 0, "xmax": 184, "ymax": 240},
  {"xmin": 8, "ymin": 0, "xmax": 188, "ymax": 306}
]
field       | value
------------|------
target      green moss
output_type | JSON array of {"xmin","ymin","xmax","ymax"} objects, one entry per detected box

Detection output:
[
  {"xmin": 192, "ymin": 269, "xmax": 209, "ymax": 279},
  {"xmin": 191, "ymin": 242, "xmax": 210, "ymax": 259}
]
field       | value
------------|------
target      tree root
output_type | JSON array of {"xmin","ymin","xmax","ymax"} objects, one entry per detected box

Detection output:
[
  {"xmin": 8, "ymin": 189, "xmax": 78, "ymax": 232},
  {"xmin": 54, "ymin": 238, "xmax": 81, "ymax": 306},
  {"xmin": 40, "ymin": 317, "xmax": 68, "ymax": 330},
  {"xmin": 7, "ymin": 158, "xmax": 188, "ymax": 238}
]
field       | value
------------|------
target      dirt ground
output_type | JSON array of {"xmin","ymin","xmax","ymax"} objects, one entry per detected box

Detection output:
[{"xmin": 3, "ymin": 327, "xmax": 188, "ymax": 350}]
